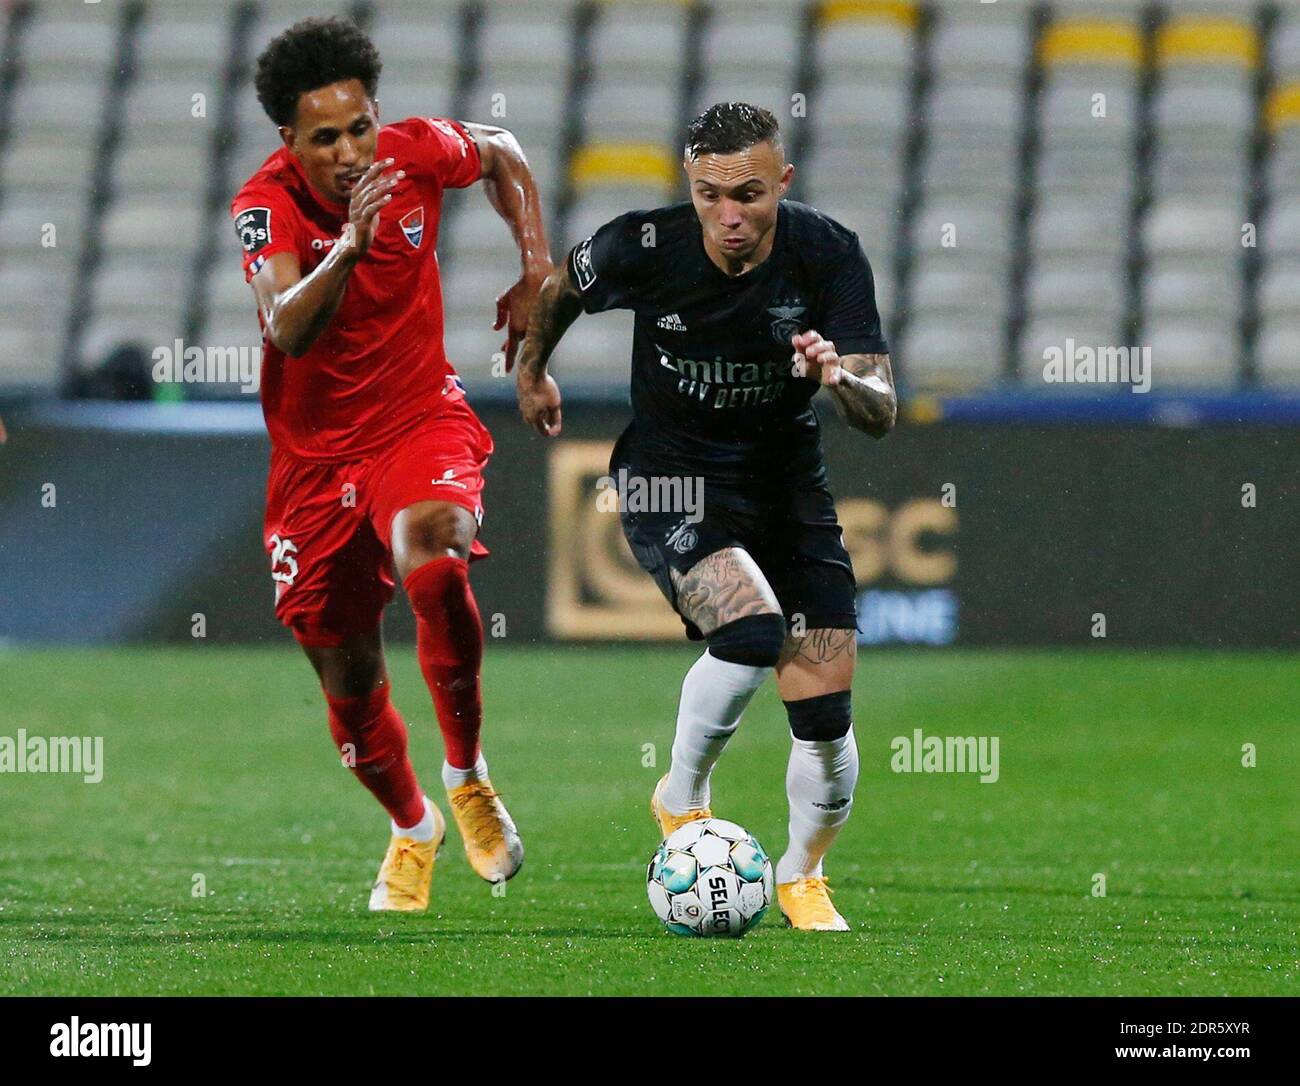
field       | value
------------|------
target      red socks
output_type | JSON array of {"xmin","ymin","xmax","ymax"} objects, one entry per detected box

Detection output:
[
  {"xmin": 404, "ymin": 555, "xmax": 484, "ymax": 771},
  {"xmin": 325, "ymin": 686, "xmax": 426, "ymax": 829}
]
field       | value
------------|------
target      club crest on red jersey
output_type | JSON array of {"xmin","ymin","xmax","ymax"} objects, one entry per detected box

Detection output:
[{"xmin": 399, "ymin": 206, "xmax": 424, "ymax": 249}]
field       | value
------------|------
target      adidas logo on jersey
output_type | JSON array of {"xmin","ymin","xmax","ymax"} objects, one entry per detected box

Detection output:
[{"xmin": 656, "ymin": 313, "xmax": 687, "ymax": 332}]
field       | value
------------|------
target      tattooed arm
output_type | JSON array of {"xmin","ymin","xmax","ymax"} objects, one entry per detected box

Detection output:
[
  {"xmin": 515, "ymin": 260, "xmax": 585, "ymax": 437},
  {"xmin": 792, "ymin": 330, "xmax": 897, "ymax": 439}
]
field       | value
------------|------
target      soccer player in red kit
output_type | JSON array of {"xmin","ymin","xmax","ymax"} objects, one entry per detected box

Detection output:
[{"xmin": 230, "ymin": 18, "xmax": 552, "ymax": 910}]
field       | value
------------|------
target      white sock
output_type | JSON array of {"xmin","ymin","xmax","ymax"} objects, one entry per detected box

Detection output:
[
  {"xmin": 776, "ymin": 726, "xmax": 859, "ymax": 883},
  {"xmin": 661, "ymin": 651, "xmax": 770, "ymax": 812},
  {"xmin": 393, "ymin": 795, "xmax": 437, "ymax": 841},
  {"xmin": 442, "ymin": 753, "xmax": 489, "ymax": 790}
]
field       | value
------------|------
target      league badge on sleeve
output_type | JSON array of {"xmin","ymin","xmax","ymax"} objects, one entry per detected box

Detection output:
[
  {"xmin": 400, "ymin": 206, "xmax": 425, "ymax": 249},
  {"xmin": 235, "ymin": 207, "xmax": 271, "ymax": 254},
  {"xmin": 573, "ymin": 236, "xmax": 597, "ymax": 290}
]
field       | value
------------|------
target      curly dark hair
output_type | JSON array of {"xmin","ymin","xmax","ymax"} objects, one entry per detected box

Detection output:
[
  {"xmin": 685, "ymin": 102, "xmax": 782, "ymax": 160},
  {"xmin": 254, "ymin": 17, "xmax": 382, "ymax": 127}
]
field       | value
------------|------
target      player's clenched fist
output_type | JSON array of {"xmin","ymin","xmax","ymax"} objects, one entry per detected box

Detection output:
[
  {"xmin": 791, "ymin": 329, "xmax": 842, "ymax": 387},
  {"xmin": 516, "ymin": 371, "xmax": 563, "ymax": 437},
  {"xmin": 340, "ymin": 157, "xmax": 404, "ymax": 257}
]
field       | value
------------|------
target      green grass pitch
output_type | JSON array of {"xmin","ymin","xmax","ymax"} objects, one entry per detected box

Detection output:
[{"xmin": 1, "ymin": 645, "xmax": 1296, "ymax": 996}]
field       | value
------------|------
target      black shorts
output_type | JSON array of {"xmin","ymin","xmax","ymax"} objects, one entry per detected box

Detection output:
[{"xmin": 617, "ymin": 468, "xmax": 860, "ymax": 642}]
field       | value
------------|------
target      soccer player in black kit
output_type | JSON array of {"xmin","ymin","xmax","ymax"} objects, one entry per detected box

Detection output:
[{"xmin": 515, "ymin": 103, "xmax": 896, "ymax": 930}]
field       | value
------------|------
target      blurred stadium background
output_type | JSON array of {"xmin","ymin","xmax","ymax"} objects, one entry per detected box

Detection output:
[
  {"xmin": 0, "ymin": 0, "xmax": 1296, "ymax": 646},
  {"xmin": 1, "ymin": 2, "xmax": 1296, "ymax": 1000},
  {"xmin": 4, "ymin": 0, "xmax": 1300, "ymax": 390}
]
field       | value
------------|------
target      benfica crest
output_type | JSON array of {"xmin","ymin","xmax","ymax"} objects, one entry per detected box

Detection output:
[
  {"xmin": 399, "ymin": 206, "xmax": 425, "ymax": 248},
  {"xmin": 767, "ymin": 302, "xmax": 807, "ymax": 345}
]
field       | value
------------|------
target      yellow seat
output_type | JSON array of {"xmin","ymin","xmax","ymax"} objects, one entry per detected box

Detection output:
[
  {"xmin": 817, "ymin": 0, "xmax": 918, "ymax": 30},
  {"xmin": 1156, "ymin": 17, "xmax": 1259, "ymax": 70},
  {"xmin": 1267, "ymin": 82, "xmax": 1300, "ymax": 134},
  {"xmin": 1040, "ymin": 19, "xmax": 1142, "ymax": 69},
  {"xmin": 569, "ymin": 142, "xmax": 677, "ymax": 191}
]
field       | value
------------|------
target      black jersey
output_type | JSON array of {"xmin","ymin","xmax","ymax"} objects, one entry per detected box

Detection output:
[{"xmin": 568, "ymin": 199, "xmax": 888, "ymax": 488}]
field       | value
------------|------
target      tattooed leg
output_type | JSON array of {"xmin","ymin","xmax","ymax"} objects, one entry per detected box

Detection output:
[
  {"xmin": 658, "ymin": 547, "xmax": 783, "ymax": 815},
  {"xmin": 775, "ymin": 627, "xmax": 856, "ymax": 700},
  {"xmin": 670, "ymin": 547, "xmax": 782, "ymax": 637}
]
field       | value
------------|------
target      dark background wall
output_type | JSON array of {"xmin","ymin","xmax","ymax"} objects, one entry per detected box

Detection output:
[{"xmin": 0, "ymin": 402, "xmax": 1294, "ymax": 647}]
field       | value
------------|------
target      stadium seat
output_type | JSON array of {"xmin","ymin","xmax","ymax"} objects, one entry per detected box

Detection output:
[
  {"xmin": 101, "ymin": 199, "xmax": 204, "ymax": 257},
  {"xmin": 804, "ymin": 2, "xmax": 916, "ymax": 321},
  {"xmin": 1143, "ymin": 198, "xmax": 1244, "ymax": 258},
  {"xmin": 18, "ymin": 6, "xmax": 117, "ymax": 81},
  {"xmin": 912, "ymin": 200, "xmax": 1013, "ymax": 261},
  {"xmin": 815, "ymin": 0, "xmax": 917, "ymax": 77},
  {"xmin": 1266, "ymin": 82, "xmax": 1300, "ymax": 202},
  {"xmin": 1272, "ymin": 9, "xmax": 1300, "ymax": 71},
  {"xmin": 910, "ymin": 257, "xmax": 1008, "ymax": 316},
  {"xmin": 582, "ymin": 80, "xmax": 682, "ymax": 147},
  {"xmin": 569, "ymin": 142, "xmax": 677, "ymax": 193},
  {"xmin": 1136, "ymin": 14, "xmax": 1258, "ymax": 382},
  {"xmin": 1144, "ymin": 260, "xmax": 1242, "ymax": 317},
  {"xmin": 587, "ymin": 1, "xmax": 688, "ymax": 80},
  {"xmin": 1262, "ymin": 199, "xmax": 1300, "ymax": 256},
  {"xmin": 1142, "ymin": 319, "xmax": 1240, "ymax": 388},
  {"xmin": 1257, "ymin": 259, "xmax": 1300, "ymax": 319},
  {"xmin": 550, "ymin": 309, "xmax": 637, "ymax": 379},
  {"xmin": 896, "ymin": 316, "xmax": 1003, "ymax": 391},
  {"xmin": 2, "ymin": 131, "xmax": 96, "ymax": 202},
  {"xmin": 929, "ymin": 5, "xmax": 1031, "ymax": 78},
  {"xmin": 1028, "ymin": 13, "xmax": 1144, "ymax": 383},
  {"xmin": 1024, "ymin": 258, "xmax": 1126, "ymax": 322},
  {"xmin": 9, "ymin": 74, "xmax": 114, "ymax": 138},
  {"xmin": 133, "ymin": 9, "xmax": 233, "ymax": 79},
  {"xmin": 1019, "ymin": 318, "xmax": 1129, "ymax": 386},
  {"xmin": 699, "ymin": 0, "xmax": 800, "ymax": 91},
  {"xmin": 1255, "ymin": 321, "xmax": 1300, "ymax": 385}
]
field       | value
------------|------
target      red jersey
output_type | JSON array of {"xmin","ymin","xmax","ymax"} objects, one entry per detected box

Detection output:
[{"xmin": 230, "ymin": 116, "xmax": 482, "ymax": 461}]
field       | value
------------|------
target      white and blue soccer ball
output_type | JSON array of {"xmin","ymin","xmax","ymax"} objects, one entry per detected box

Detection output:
[{"xmin": 646, "ymin": 818, "xmax": 774, "ymax": 937}]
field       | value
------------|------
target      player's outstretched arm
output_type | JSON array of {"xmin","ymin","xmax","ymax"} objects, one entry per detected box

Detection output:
[
  {"xmin": 461, "ymin": 123, "xmax": 554, "ymax": 367},
  {"xmin": 792, "ymin": 330, "xmax": 897, "ymax": 440},
  {"xmin": 252, "ymin": 159, "xmax": 401, "ymax": 356},
  {"xmin": 513, "ymin": 260, "xmax": 584, "ymax": 437}
]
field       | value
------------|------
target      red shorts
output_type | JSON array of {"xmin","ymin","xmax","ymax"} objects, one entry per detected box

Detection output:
[{"xmin": 263, "ymin": 398, "xmax": 493, "ymax": 646}]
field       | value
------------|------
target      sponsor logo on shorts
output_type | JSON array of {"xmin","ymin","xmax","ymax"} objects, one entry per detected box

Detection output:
[
  {"xmin": 431, "ymin": 468, "xmax": 468, "ymax": 491},
  {"xmin": 665, "ymin": 519, "xmax": 699, "ymax": 555},
  {"xmin": 400, "ymin": 206, "xmax": 424, "ymax": 248},
  {"xmin": 235, "ymin": 207, "xmax": 271, "ymax": 254},
  {"xmin": 573, "ymin": 236, "xmax": 597, "ymax": 291}
]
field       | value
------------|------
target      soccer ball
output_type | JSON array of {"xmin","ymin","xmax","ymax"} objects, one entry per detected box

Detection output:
[{"xmin": 646, "ymin": 818, "xmax": 774, "ymax": 937}]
